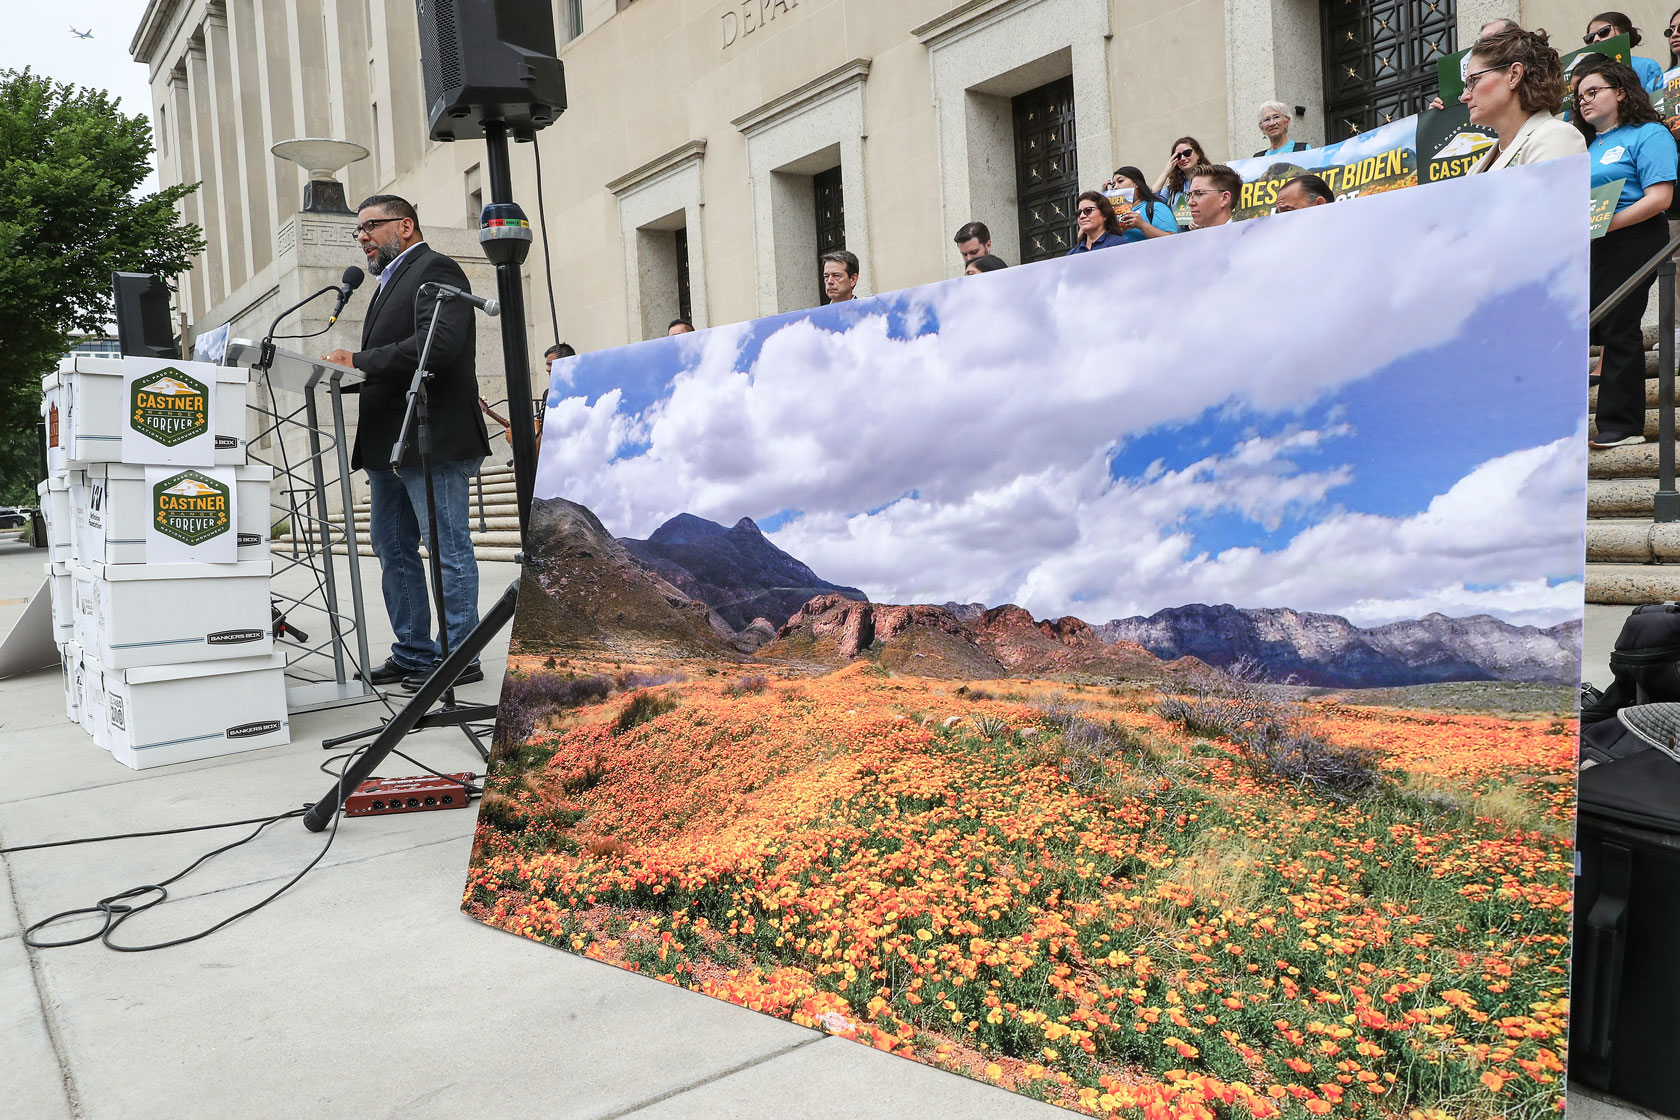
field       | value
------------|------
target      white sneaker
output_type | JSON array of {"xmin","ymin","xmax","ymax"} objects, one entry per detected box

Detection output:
[{"xmin": 1589, "ymin": 432, "xmax": 1647, "ymax": 448}]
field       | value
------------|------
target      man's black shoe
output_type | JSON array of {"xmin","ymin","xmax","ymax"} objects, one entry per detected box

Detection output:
[
  {"xmin": 356, "ymin": 658, "xmax": 419, "ymax": 686},
  {"xmin": 400, "ymin": 661, "xmax": 487, "ymax": 692}
]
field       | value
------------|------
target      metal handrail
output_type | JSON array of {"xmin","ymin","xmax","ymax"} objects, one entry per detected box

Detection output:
[
  {"xmin": 1592, "ymin": 230, "xmax": 1680, "ymax": 523},
  {"xmin": 1590, "ymin": 231, "xmax": 1680, "ymax": 327}
]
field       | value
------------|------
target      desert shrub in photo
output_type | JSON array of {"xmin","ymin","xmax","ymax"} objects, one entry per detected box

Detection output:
[
  {"xmin": 614, "ymin": 689, "xmax": 679, "ymax": 733},
  {"xmin": 492, "ymin": 671, "xmax": 613, "ymax": 756},
  {"xmin": 1233, "ymin": 721, "xmax": 1382, "ymax": 801},
  {"xmin": 616, "ymin": 669, "xmax": 686, "ymax": 690}
]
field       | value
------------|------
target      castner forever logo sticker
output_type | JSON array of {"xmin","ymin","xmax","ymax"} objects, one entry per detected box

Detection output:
[
  {"xmin": 130, "ymin": 367, "xmax": 209, "ymax": 447},
  {"xmin": 153, "ymin": 469, "xmax": 231, "ymax": 547}
]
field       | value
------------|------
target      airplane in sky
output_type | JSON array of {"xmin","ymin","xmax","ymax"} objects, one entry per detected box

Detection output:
[{"xmin": 69, "ymin": 27, "xmax": 93, "ymax": 39}]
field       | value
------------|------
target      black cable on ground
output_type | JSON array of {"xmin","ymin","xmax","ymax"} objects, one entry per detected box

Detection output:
[{"xmin": 15, "ymin": 747, "xmax": 366, "ymax": 953}]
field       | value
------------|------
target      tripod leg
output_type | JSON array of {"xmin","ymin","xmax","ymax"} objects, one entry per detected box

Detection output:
[
  {"xmin": 460, "ymin": 721, "xmax": 490, "ymax": 762},
  {"xmin": 304, "ymin": 579, "xmax": 517, "ymax": 831}
]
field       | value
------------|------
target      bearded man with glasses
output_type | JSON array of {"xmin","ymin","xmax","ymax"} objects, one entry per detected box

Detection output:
[{"xmin": 321, "ymin": 194, "xmax": 493, "ymax": 692}]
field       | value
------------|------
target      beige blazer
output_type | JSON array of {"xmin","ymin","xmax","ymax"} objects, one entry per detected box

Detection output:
[{"xmin": 1470, "ymin": 112, "xmax": 1588, "ymax": 173}]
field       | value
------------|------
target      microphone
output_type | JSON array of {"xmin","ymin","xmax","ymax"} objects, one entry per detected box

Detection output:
[
  {"xmin": 424, "ymin": 282, "xmax": 500, "ymax": 317},
  {"xmin": 326, "ymin": 265, "xmax": 365, "ymax": 325}
]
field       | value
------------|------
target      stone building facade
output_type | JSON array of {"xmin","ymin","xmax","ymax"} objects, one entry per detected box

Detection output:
[{"xmin": 133, "ymin": 0, "xmax": 1597, "ymax": 366}]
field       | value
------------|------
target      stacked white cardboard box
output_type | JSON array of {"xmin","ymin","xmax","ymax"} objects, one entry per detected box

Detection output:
[{"xmin": 39, "ymin": 354, "xmax": 292, "ymax": 768}]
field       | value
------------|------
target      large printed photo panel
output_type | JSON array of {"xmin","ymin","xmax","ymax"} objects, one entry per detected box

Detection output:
[{"xmin": 467, "ymin": 157, "xmax": 1586, "ymax": 1118}]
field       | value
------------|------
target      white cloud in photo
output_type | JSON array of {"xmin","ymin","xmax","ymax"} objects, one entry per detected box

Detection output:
[
  {"xmin": 531, "ymin": 161, "xmax": 1586, "ymax": 628},
  {"xmin": 767, "ymin": 427, "xmax": 1584, "ymax": 629}
]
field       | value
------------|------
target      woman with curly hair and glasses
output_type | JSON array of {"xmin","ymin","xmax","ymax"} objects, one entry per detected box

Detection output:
[
  {"xmin": 1573, "ymin": 55, "xmax": 1679, "ymax": 448},
  {"xmin": 1459, "ymin": 26, "xmax": 1585, "ymax": 171}
]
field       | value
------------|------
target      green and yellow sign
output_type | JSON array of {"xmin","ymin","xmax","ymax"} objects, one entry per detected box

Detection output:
[
  {"xmin": 152, "ymin": 469, "xmax": 231, "ymax": 547},
  {"xmin": 130, "ymin": 367, "xmax": 209, "ymax": 448}
]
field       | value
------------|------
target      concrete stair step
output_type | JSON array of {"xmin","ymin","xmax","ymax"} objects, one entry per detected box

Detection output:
[
  {"xmin": 275, "ymin": 517, "xmax": 525, "ymax": 544},
  {"xmin": 277, "ymin": 528, "xmax": 524, "ymax": 548},
  {"xmin": 347, "ymin": 500, "xmax": 520, "ymax": 518},
  {"xmin": 1588, "ymin": 561, "xmax": 1680, "ymax": 604},
  {"xmin": 1590, "ymin": 477, "xmax": 1663, "ymax": 517},
  {"xmin": 1590, "ymin": 440, "xmax": 1680, "ymax": 479},
  {"xmin": 1587, "ymin": 519, "xmax": 1680, "ymax": 562},
  {"xmin": 339, "ymin": 529, "xmax": 524, "ymax": 547},
  {"xmin": 318, "ymin": 543, "xmax": 522, "ymax": 563}
]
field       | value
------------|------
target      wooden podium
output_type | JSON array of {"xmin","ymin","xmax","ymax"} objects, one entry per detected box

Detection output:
[{"xmin": 226, "ymin": 338, "xmax": 375, "ymax": 711}]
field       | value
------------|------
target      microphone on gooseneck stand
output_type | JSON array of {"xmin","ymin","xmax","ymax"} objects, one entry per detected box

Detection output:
[
  {"xmin": 326, "ymin": 265, "xmax": 366, "ymax": 325},
  {"xmin": 256, "ymin": 264, "xmax": 367, "ymax": 370},
  {"xmin": 423, "ymin": 282, "xmax": 501, "ymax": 317}
]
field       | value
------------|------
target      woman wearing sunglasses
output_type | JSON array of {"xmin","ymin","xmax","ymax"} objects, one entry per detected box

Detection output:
[
  {"xmin": 1573, "ymin": 55, "xmax": 1678, "ymax": 448},
  {"xmin": 1585, "ymin": 12, "xmax": 1665, "ymax": 93},
  {"xmin": 1152, "ymin": 137, "xmax": 1208, "ymax": 228},
  {"xmin": 1460, "ymin": 27, "xmax": 1584, "ymax": 172},
  {"xmin": 1065, "ymin": 191, "xmax": 1126, "ymax": 255}
]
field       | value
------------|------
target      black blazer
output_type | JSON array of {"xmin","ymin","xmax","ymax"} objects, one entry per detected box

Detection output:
[{"xmin": 350, "ymin": 242, "xmax": 492, "ymax": 471}]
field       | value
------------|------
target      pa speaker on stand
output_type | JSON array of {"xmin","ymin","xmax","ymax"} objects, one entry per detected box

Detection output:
[{"xmin": 416, "ymin": 0, "xmax": 566, "ymax": 142}]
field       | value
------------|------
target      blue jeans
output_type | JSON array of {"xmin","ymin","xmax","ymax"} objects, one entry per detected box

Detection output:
[{"xmin": 367, "ymin": 457, "xmax": 483, "ymax": 670}]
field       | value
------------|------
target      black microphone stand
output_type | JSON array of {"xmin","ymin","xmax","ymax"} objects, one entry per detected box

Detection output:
[
  {"xmin": 303, "ymin": 122, "xmax": 541, "ymax": 832},
  {"xmin": 318, "ymin": 285, "xmax": 498, "ymax": 762},
  {"xmin": 254, "ymin": 285, "xmax": 342, "ymax": 372}
]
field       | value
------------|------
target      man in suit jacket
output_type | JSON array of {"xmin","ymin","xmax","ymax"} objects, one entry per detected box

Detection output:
[{"xmin": 324, "ymin": 194, "xmax": 492, "ymax": 691}]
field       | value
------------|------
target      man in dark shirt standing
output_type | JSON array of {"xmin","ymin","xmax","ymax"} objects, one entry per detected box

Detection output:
[{"xmin": 323, "ymin": 194, "xmax": 491, "ymax": 691}]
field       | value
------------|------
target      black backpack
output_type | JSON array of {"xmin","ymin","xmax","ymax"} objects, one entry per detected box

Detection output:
[
  {"xmin": 1588, "ymin": 603, "xmax": 1680, "ymax": 720},
  {"xmin": 1572, "ymin": 748, "xmax": 1680, "ymax": 1114}
]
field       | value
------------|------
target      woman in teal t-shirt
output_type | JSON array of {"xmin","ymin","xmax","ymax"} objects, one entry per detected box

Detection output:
[
  {"xmin": 1574, "ymin": 55, "xmax": 1679, "ymax": 448},
  {"xmin": 1104, "ymin": 167, "xmax": 1180, "ymax": 244}
]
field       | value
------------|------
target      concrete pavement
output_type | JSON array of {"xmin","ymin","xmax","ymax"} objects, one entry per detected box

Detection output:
[
  {"xmin": 0, "ymin": 538, "xmax": 1064, "ymax": 1119},
  {"xmin": 0, "ymin": 539, "xmax": 1663, "ymax": 1118}
]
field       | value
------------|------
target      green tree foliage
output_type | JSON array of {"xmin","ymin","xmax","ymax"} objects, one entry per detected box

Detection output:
[{"xmin": 0, "ymin": 67, "xmax": 204, "ymax": 495}]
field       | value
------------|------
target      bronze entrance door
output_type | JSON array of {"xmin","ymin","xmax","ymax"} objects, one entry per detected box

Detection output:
[
  {"xmin": 814, "ymin": 166, "xmax": 845, "ymax": 304},
  {"xmin": 1322, "ymin": 0, "xmax": 1457, "ymax": 140},
  {"xmin": 1014, "ymin": 76, "xmax": 1078, "ymax": 265}
]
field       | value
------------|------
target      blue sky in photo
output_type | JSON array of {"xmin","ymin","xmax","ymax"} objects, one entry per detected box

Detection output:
[{"xmin": 532, "ymin": 157, "xmax": 1588, "ymax": 626}]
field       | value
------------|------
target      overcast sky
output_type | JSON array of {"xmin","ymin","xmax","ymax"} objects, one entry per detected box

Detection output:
[
  {"xmin": 536, "ymin": 157, "xmax": 1587, "ymax": 630},
  {"xmin": 3, "ymin": 1, "xmax": 161, "ymax": 193}
]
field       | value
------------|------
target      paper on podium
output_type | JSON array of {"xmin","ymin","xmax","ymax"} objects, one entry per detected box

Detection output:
[{"xmin": 224, "ymin": 338, "xmax": 364, "ymax": 394}]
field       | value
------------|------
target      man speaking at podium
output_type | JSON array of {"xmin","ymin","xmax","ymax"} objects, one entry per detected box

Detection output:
[{"xmin": 323, "ymin": 194, "xmax": 491, "ymax": 691}]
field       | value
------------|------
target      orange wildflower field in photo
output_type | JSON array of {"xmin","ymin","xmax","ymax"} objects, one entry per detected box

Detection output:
[{"xmin": 464, "ymin": 649, "xmax": 1572, "ymax": 1120}]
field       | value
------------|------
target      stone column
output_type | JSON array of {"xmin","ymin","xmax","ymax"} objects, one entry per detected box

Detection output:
[
  {"xmin": 379, "ymin": 0, "xmax": 428, "ymax": 176},
  {"xmin": 1223, "ymin": 0, "xmax": 1325, "ymax": 159},
  {"xmin": 204, "ymin": 4, "xmax": 251, "ymax": 289},
  {"xmin": 166, "ymin": 67, "xmax": 207, "ymax": 324},
  {"xmin": 185, "ymin": 37, "xmax": 227, "ymax": 308},
  {"xmin": 226, "ymin": 0, "xmax": 277, "ymax": 275},
  {"xmin": 255, "ymin": 0, "xmax": 303, "ymax": 246},
  {"xmin": 287, "ymin": 0, "xmax": 333, "ymax": 143},
  {"xmin": 323, "ymin": 0, "xmax": 376, "ymax": 200}
]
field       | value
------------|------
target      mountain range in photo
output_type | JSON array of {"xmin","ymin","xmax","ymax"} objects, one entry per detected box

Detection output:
[{"xmin": 511, "ymin": 497, "xmax": 1579, "ymax": 689}]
